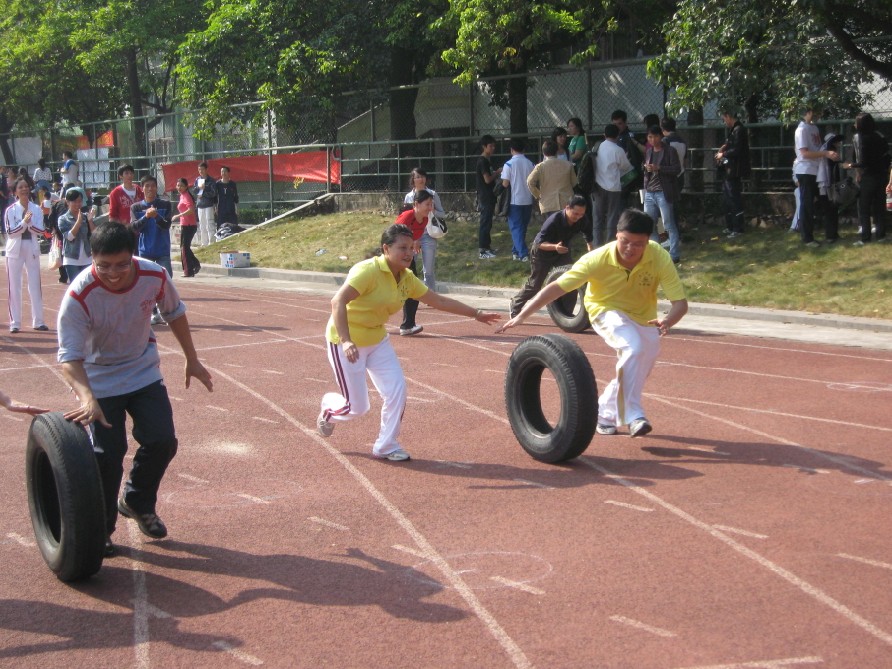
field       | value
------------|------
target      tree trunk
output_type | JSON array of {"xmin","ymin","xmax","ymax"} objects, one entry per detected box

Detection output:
[
  {"xmin": 125, "ymin": 47, "xmax": 147, "ymax": 169},
  {"xmin": 508, "ymin": 75, "xmax": 528, "ymax": 136}
]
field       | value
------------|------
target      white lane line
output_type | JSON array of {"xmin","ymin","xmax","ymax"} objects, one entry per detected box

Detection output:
[
  {"xmin": 657, "ymin": 360, "xmax": 888, "ymax": 389},
  {"xmin": 392, "ymin": 544, "xmax": 430, "ymax": 559},
  {"xmin": 235, "ymin": 333, "xmax": 253, "ymax": 338},
  {"xmin": 485, "ymin": 369, "xmax": 504, "ymax": 373},
  {"xmin": 837, "ymin": 553, "xmax": 892, "ymax": 571},
  {"xmin": 211, "ymin": 640, "xmax": 264, "ymax": 666},
  {"xmin": 490, "ymin": 576, "xmax": 545, "ymax": 595},
  {"xmin": 207, "ymin": 405, "xmax": 229, "ymax": 412},
  {"xmin": 582, "ymin": 458, "xmax": 892, "ymax": 647},
  {"xmin": 308, "ymin": 517, "xmax": 349, "ymax": 531},
  {"xmin": 261, "ymin": 369, "xmax": 284, "ymax": 375},
  {"xmin": 651, "ymin": 394, "xmax": 892, "ymax": 434},
  {"xmin": 128, "ymin": 523, "xmax": 151, "ymax": 669},
  {"xmin": 251, "ymin": 416, "xmax": 278, "ymax": 424},
  {"xmin": 6, "ymin": 532, "xmax": 35, "ymax": 547},
  {"xmin": 177, "ymin": 473, "xmax": 209, "ymax": 484},
  {"xmin": 712, "ymin": 525, "xmax": 768, "ymax": 540},
  {"xmin": 675, "ymin": 656, "xmax": 824, "ymax": 669},
  {"xmin": 782, "ymin": 464, "xmax": 830, "ymax": 474},
  {"xmin": 223, "ymin": 363, "xmax": 244, "ymax": 368},
  {"xmin": 135, "ymin": 601, "xmax": 172, "ymax": 619},
  {"xmin": 235, "ymin": 493, "xmax": 270, "ymax": 505},
  {"xmin": 608, "ymin": 615, "xmax": 676, "ymax": 638},
  {"xmin": 168, "ymin": 395, "xmax": 183, "ymax": 402},
  {"xmin": 306, "ymin": 377, "xmax": 329, "ymax": 383},
  {"xmin": 433, "ymin": 460, "xmax": 473, "ymax": 469},
  {"xmin": 651, "ymin": 397, "xmax": 892, "ymax": 483},
  {"xmin": 431, "ymin": 362, "xmax": 457, "ymax": 367},
  {"xmin": 1, "ymin": 414, "xmax": 24, "ymax": 422},
  {"xmin": 605, "ymin": 500, "xmax": 653, "ymax": 512},
  {"xmin": 512, "ymin": 478, "xmax": 554, "ymax": 489}
]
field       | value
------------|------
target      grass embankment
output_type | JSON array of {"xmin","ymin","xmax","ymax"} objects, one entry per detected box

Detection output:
[{"xmin": 195, "ymin": 212, "xmax": 891, "ymax": 319}]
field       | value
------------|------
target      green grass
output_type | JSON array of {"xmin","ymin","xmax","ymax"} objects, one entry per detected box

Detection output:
[{"xmin": 195, "ymin": 212, "xmax": 891, "ymax": 319}]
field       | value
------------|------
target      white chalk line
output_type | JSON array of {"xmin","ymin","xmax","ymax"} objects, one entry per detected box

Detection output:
[
  {"xmin": 261, "ymin": 369, "xmax": 284, "ymax": 375},
  {"xmin": 251, "ymin": 416, "xmax": 278, "ymax": 424},
  {"xmin": 836, "ymin": 553, "xmax": 892, "ymax": 571},
  {"xmin": 235, "ymin": 493, "xmax": 270, "ymax": 505},
  {"xmin": 581, "ymin": 458, "xmax": 892, "ymax": 647},
  {"xmin": 511, "ymin": 478, "xmax": 554, "ymax": 489},
  {"xmin": 674, "ymin": 656, "xmax": 824, "ymax": 669},
  {"xmin": 604, "ymin": 500, "xmax": 653, "ymax": 512},
  {"xmin": 201, "ymin": 364, "xmax": 533, "ymax": 669},
  {"xmin": 608, "ymin": 615, "xmax": 676, "ymax": 638},
  {"xmin": 177, "ymin": 473, "xmax": 210, "ymax": 484},
  {"xmin": 6, "ymin": 532, "xmax": 35, "ymax": 547},
  {"xmin": 712, "ymin": 525, "xmax": 768, "ymax": 540},
  {"xmin": 490, "ymin": 576, "xmax": 545, "ymax": 595},
  {"xmin": 650, "ymin": 394, "xmax": 892, "ymax": 434},
  {"xmin": 127, "ymin": 522, "xmax": 151, "ymax": 669},
  {"xmin": 206, "ymin": 405, "xmax": 229, "ymax": 412},
  {"xmin": 211, "ymin": 640, "xmax": 264, "ymax": 666},
  {"xmin": 308, "ymin": 517, "xmax": 350, "ymax": 531}
]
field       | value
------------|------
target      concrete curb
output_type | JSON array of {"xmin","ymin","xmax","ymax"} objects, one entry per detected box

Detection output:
[{"xmin": 197, "ymin": 264, "xmax": 892, "ymax": 334}]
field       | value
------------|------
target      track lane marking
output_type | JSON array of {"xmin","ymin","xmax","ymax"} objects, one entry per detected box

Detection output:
[
  {"xmin": 511, "ymin": 478, "xmax": 553, "ymax": 489},
  {"xmin": 836, "ymin": 553, "xmax": 892, "ymax": 571},
  {"xmin": 712, "ymin": 525, "xmax": 768, "ymax": 539},
  {"xmin": 604, "ymin": 500, "xmax": 653, "ymax": 512},
  {"xmin": 490, "ymin": 576, "xmax": 545, "ymax": 595},
  {"xmin": 6, "ymin": 532, "xmax": 35, "ymax": 547},
  {"xmin": 309, "ymin": 517, "xmax": 350, "ymax": 531},
  {"xmin": 674, "ymin": 656, "xmax": 824, "ymax": 668},
  {"xmin": 177, "ymin": 473, "xmax": 209, "ymax": 484},
  {"xmin": 608, "ymin": 615, "xmax": 676, "ymax": 637},
  {"xmin": 211, "ymin": 640, "xmax": 264, "ymax": 666}
]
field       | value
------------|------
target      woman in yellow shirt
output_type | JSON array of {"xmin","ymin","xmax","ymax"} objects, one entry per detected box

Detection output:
[{"xmin": 318, "ymin": 224, "xmax": 501, "ymax": 461}]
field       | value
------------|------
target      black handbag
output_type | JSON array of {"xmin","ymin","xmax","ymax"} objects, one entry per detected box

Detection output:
[{"xmin": 828, "ymin": 177, "xmax": 859, "ymax": 208}]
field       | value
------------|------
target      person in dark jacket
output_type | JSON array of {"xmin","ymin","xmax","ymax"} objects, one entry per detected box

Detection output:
[
  {"xmin": 643, "ymin": 126, "xmax": 683, "ymax": 263},
  {"xmin": 846, "ymin": 112, "xmax": 889, "ymax": 245},
  {"xmin": 130, "ymin": 175, "xmax": 172, "ymax": 325},
  {"xmin": 715, "ymin": 110, "xmax": 751, "ymax": 238}
]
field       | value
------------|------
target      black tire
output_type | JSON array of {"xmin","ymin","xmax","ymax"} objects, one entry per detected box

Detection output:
[
  {"xmin": 545, "ymin": 265, "xmax": 591, "ymax": 333},
  {"xmin": 26, "ymin": 412, "xmax": 106, "ymax": 582},
  {"xmin": 505, "ymin": 334, "xmax": 598, "ymax": 463}
]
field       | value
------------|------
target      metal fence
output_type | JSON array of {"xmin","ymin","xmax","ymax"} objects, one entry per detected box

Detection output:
[{"xmin": 1, "ymin": 58, "xmax": 890, "ymax": 218}]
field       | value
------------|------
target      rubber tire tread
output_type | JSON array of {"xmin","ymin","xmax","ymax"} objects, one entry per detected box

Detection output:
[
  {"xmin": 505, "ymin": 334, "xmax": 598, "ymax": 463},
  {"xmin": 26, "ymin": 412, "xmax": 106, "ymax": 581},
  {"xmin": 544, "ymin": 265, "xmax": 591, "ymax": 333}
]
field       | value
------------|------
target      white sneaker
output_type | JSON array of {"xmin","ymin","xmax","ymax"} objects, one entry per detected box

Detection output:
[
  {"xmin": 399, "ymin": 325, "xmax": 423, "ymax": 336},
  {"xmin": 596, "ymin": 423, "xmax": 617, "ymax": 436},
  {"xmin": 317, "ymin": 411, "xmax": 334, "ymax": 437},
  {"xmin": 375, "ymin": 448, "xmax": 411, "ymax": 461},
  {"xmin": 629, "ymin": 418, "xmax": 653, "ymax": 438}
]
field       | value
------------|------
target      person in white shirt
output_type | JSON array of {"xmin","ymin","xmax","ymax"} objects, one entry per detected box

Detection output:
[
  {"xmin": 593, "ymin": 124, "xmax": 633, "ymax": 247},
  {"xmin": 4, "ymin": 178, "xmax": 48, "ymax": 332},
  {"xmin": 794, "ymin": 107, "xmax": 839, "ymax": 247},
  {"xmin": 501, "ymin": 138, "xmax": 536, "ymax": 261}
]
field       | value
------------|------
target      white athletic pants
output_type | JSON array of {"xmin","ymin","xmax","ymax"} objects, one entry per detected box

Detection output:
[
  {"xmin": 592, "ymin": 309, "xmax": 661, "ymax": 428},
  {"xmin": 197, "ymin": 207, "xmax": 216, "ymax": 246},
  {"xmin": 5, "ymin": 241, "xmax": 45, "ymax": 330},
  {"xmin": 321, "ymin": 336, "xmax": 406, "ymax": 457}
]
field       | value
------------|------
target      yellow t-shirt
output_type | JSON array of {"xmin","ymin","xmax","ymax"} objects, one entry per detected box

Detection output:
[
  {"xmin": 326, "ymin": 255, "xmax": 429, "ymax": 347},
  {"xmin": 556, "ymin": 240, "xmax": 686, "ymax": 325}
]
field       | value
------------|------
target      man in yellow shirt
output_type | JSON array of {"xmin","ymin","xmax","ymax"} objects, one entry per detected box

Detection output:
[{"xmin": 497, "ymin": 209, "xmax": 687, "ymax": 437}]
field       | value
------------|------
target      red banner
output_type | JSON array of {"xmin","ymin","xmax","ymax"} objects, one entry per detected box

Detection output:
[{"xmin": 160, "ymin": 151, "xmax": 340, "ymax": 191}]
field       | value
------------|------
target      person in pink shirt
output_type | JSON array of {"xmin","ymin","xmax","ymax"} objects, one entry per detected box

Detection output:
[{"xmin": 170, "ymin": 178, "xmax": 200, "ymax": 277}]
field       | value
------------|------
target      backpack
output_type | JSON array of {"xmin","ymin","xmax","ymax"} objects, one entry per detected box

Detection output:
[{"xmin": 575, "ymin": 144, "xmax": 599, "ymax": 196}]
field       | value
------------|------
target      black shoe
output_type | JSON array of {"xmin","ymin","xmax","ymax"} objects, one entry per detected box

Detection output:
[
  {"xmin": 117, "ymin": 497, "xmax": 168, "ymax": 538},
  {"xmin": 104, "ymin": 537, "xmax": 117, "ymax": 558},
  {"xmin": 9, "ymin": 328, "xmax": 18, "ymax": 334},
  {"xmin": 34, "ymin": 325, "xmax": 49, "ymax": 331},
  {"xmin": 193, "ymin": 264, "xmax": 201, "ymax": 275}
]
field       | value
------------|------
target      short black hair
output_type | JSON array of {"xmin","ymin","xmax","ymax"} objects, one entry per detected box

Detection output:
[
  {"xmin": 617, "ymin": 209, "xmax": 654, "ymax": 236},
  {"xmin": 381, "ymin": 223, "xmax": 414, "ymax": 247},
  {"xmin": 604, "ymin": 124, "xmax": 619, "ymax": 139},
  {"xmin": 65, "ymin": 189, "xmax": 82, "ymax": 202},
  {"xmin": 509, "ymin": 137, "xmax": 525, "ymax": 153},
  {"xmin": 117, "ymin": 164, "xmax": 135, "ymax": 176},
  {"xmin": 660, "ymin": 118, "xmax": 676, "ymax": 132},
  {"xmin": 198, "ymin": 161, "xmax": 209, "ymax": 169},
  {"xmin": 140, "ymin": 175, "xmax": 157, "ymax": 186},
  {"xmin": 567, "ymin": 194, "xmax": 588, "ymax": 209},
  {"xmin": 412, "ymin": 189, "xmax": 433, "ymax": 204},
  {"xmin": 91, "ymin": 222, "xmax": 135, "ymax": 256},
  {"xmin": 480, "ymin": 135, "xmax": 496, "ymax": 148},
  {"xmin": 610, "ymin": 109, "xmax": 627, "ymax": 122},
  {"xmin": 647, "ymin": 125, "xmax": 663, "ymax": 137}
]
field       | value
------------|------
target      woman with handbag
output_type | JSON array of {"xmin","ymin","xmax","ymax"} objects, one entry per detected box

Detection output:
[{"xmin": 4, "ymin": 178, "xmax": 48, "ymax": 332}]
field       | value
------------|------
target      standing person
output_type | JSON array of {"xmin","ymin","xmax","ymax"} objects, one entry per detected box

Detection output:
[
  {"xmin": 403, "ymin": 167, "xmax": 445, "ymax": 289},
  {"xmin": 60, "ymin": 151, "xmax": 79, "ymax": 187},
  {"xmin": 317, "ymin": 223, "xmax": 500, "ymax": 461},
  {"xmin": 107, "ymin": 165, "xmax": 143, "ymax": 225},
  {"xmin": 567, "ymin": 117, "xmax": 588, "ymax": 166},
  {"xmin": 816, "ymin": 133, "xmax": 843, "ymax": 244},
  {"xmin": 592, "ymin": 124, "xmax": 633, "ymax": 247},
  {"xmin": 793, "ymin": 108, "xmax": 838, "ymax": 248},
  {"xmin": 643, "ymin": 125, "xmax": 683, "ymax": 264},
  {"xmin": 497, "ymin": 209, "xmax": 687, "ymax": 437},
  {"xmin": 715, "ymin": 110, "xmax": 751, "ymax": 238},
  {"xmin": 17, "ymin": 167, "xmax": 35, "ymax": 192},
  {"xmin": 475, "ymin": 135, "xmax": 501, "ymax": 259},
  {"xmin": 527, "ymin": 139, "xmax": 577, "ymax": 219},
  {"xmin": 501, "ymin": 138, "xmax": 536, "ymax": 262},
  {"xmin": 509, "ymin": 195, "xmax": 592, "ymax": 318},
  {"xmin": 130, "ymin": 175, "xmax": 173, "ymax": 325},
  {"xmin": 194, "ymin": 162, "xmax": 217, "ymax": 247},
  {"xmin": 847, "ymin": 112, "xmax": 889, "ymax": 246},
  {"xmin": 661, "ymin": 118, "xmax": 687, "ymax": 181},
  {"xmin": 170, "ymin": 178, "xmax": 200, "ymax": 277},
  {"xmin": 58, "ymin": 222, "xmax": 213, "ymax": 556},
  {"xmin": 33, "ymin": 158, "xmax": 53, "ymax": 193},
  {"xmin": 551, "ymin": 127, "xmax": 571, "ymax": 161},
  {"xmin": 4, "ymin": 178, "xmax": 48, "ymax": 333},
  {"xmin": 395, "ymin": 189, "xmax": 436, "ymax": 336},
  {"xmin": 58, "ymin": 188, "xmax": 96, "ymax": 283},
  {"xmin": 215, "ymin": 166, "xmax": 239, "ymax": 232}
]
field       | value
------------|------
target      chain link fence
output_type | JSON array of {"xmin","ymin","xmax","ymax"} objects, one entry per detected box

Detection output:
[{"xmin": 1, "ymin": 55, "xmax": 889, "ymax": 218}]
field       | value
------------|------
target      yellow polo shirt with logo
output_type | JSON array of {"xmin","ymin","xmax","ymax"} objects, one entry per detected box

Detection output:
[
  {"xmin": 326, "ymin": 255, "xmax": 429, "ymax": 347},
  {"xmin": 557, "ymin": 240, "xmax": 685, "ymax": 326}
]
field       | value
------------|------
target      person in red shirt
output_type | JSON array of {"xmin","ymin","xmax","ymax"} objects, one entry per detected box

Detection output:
[
  {"xmin": 394, "ymin": 189, "xmax": 433, "ymax": 335},
  {"xmin": 107, "ymin": 165, "xmax": 143, "ymax": 225}
]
